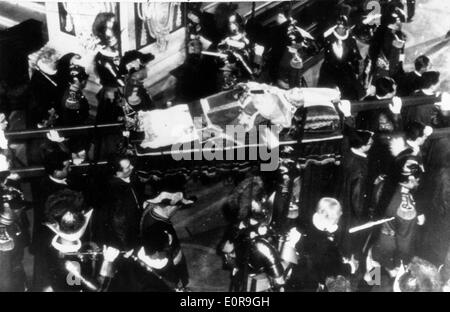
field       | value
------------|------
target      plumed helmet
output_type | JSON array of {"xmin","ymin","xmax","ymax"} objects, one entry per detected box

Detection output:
[
  {"xmin": 336, "ymin": 15, "xmax": 349, "ymax": 28},
  {"xmin": 44, "ymin": 189, "xmax": 91, "ymax": 242}
]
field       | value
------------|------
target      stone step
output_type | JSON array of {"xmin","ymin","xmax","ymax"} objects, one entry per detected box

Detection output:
[{"xmin": 0, "ymin": 1, "xmax": 46, "ymax": 29}]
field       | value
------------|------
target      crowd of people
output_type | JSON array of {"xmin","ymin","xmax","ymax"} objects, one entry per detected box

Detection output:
[{"xmin": 1, "ymin": 0, "xmax": 450, "ymax": 292}]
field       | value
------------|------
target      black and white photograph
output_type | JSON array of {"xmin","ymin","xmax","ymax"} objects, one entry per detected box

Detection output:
[{"xmin": 1, "ymin": 0, "xmax": 450, "ymax": 298}]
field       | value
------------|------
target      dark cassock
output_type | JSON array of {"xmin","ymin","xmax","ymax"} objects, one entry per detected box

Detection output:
[
  {"xmin": 0, "ymin": 179, "xmax": 29, "ymax": 292},
  {"xmin": 367, "ymin": 133, "xmax": 401, "ymax": 217},
  {"xmin": 266, "ymin": 20, "xmax": 292, "ymax": 84},
  {"xmin": 356, "ymin": 105, "xmax": 404, "ymax": 216},
  {"xmin": 104, "ymin": 175, "xmax": 143, "ymax": 251},
  {"xmin": 29, "ymin": 68, "xmax": 59, "ymax": 128},
  {"xmin": 338, "ymin": 146, "xmax": 370, "ymax": 260},
  {"xmin": 94, "ymin": 49, "xmax": 124, "ymax": 124},
  {"xmin": 94, "ymin": 49, "xmax": 125, "ymax": 159},
  {"xmin": 396, "ymin": 71, "xmax": 422, "ymax": 97},
  {"xmin": 27, "ymin": 67, "xmax": 60, "ymax": 166}
]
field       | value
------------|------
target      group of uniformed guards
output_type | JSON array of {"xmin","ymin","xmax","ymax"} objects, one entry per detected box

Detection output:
[{"xmin": 4, "ymin": 0, "xmax": 450, "ymax": 292}]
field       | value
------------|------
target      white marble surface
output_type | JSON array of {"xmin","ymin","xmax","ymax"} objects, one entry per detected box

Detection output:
[{"xmin": 403, "ymin": 0, "xmax": 450, "ymax": 90}]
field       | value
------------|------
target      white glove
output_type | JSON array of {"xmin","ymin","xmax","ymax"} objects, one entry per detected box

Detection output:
[
  {"xmin": 338, "ymin": 100, "xmax": 352, "ymax": 117},
  {"xmin": 103, "ymin": 245, "xmax": 120, "ymax": 262},
  {"xmin": 424, "ymin": 126, "xmax": 434, "ymax": 137},
  {"xmin": 417, "ymin": 214, "xmax": 426, "ymax": 226},
  {"xmin": 436, "ymin": 92, "xmax": 450, "ymax": 112},
  {"xmin": 389, "ymin": 96, "xmax": 403, "ymax": 114},
  {"xmin": 46, "ymin": 130, "xmax": 66, "ymax": 143},
  {"xmin": 6, "ymin": 173, "xmax": 20, "ymax": 181},
  {"xmin": 285, "ymin": 227, "xmax": 302, "ymax": 248},
  {"xmin": 343, "ymin": 254, "xmax": 359, "ymax": 274}
]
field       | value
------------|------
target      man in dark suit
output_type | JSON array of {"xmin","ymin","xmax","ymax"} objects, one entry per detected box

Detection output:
[
  {"xmin": 397, "ymin": 55, "xmax": 430, "ymax": 97},
  {"xmin": 31, "ymin": 150, "xmax": 73, "ymax": 291},
  {"xmin": 404, "ymin": 71, "xmax": 450, "ymax": 128},
  {"xmin": 105, "ymin": 155, "xmax": 144, "ymax": 251},
  {"xmin": 339, "ymin": 128, "xmax": 374, "ymax": 262}
]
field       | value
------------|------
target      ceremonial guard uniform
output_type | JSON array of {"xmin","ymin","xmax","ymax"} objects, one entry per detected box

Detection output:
[
  {"xmin": 137, "ymin": 192, "xmax": 193, "ymax": 290},
  {"xmin": 219, "ymin": 177, "xmax": 292, "ymax": 292},
  {"xmin": 318, "ymin": 16, "xmax": 364, "ymax": 100},
  {"xmin": 118, "ymin": 50, "xmax": 154, "ymax": 115},
  {"xmin": 372, "ymin": 157, "xmax": 424, "ymax": 270},
  {"xmin": 29, "ymin": 49, "xmax": 60, "ymax": 128},
  {"xmin": 230, "ymin": 220, "xmax": 286, "ymax": 292},
  {"xmin": 368, "ymin": 10, "xmax": 406, "ymax": 82},
  {"xmin": 59, "ymin": 65, "xmax": 90, "ymax": 127},
  {"xmin": 216, "ymin": 29, "xmax": 253, "ymax": 90},
  {"xmin": 110, "ymin": 192, "xmax": 193, "ymax": 293},
  {"xmin": 0, "ymin": 176, "xmax": 29, "ymax": 292},
  {"xmin": 41, "ymin": 189, "xmax": 120, "ymax": 292}
]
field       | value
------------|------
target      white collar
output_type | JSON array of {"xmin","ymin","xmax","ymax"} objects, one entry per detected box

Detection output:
[
  {"xmin": 387, "ymin": 24, "xmax": 399, "ymax": 31},
  {"xmin": 333, "ymin": 29, "xmax": 349, "ymax": 41},
  {"xmin": 414, "ymin": 71, "xmax": 422, "ymax": 77},
  {"xmin": 421, "ymin": 88, "xmax": 435, "ymax": 96},
  {"xmin": 351, "ymin": 148, "xmax": 368, "ymax": 158},
  {"xmin": 49, "ymin": 175, "xmax": 68, "ymax": 185},
  {"xmin": 51, "ymin": 235, "xmax": 82, "ymax": 253}
]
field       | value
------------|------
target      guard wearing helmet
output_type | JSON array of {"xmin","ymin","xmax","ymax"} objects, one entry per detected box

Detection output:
[
  {"xmin": 372, "ymin": 155, "xmax": 425, "ymax": 277},
  {"xmin": 220, "ymin": 176, "xmax": 293, "ymax": 292},
  {"xmin": 41, "ymin": 189, "xmax": 120, "ymax": 292},
  {"xmin": 0, "ymin": 174, "xmax": 29, "ymax": 292},
  {"xmin": 139, "ymin": 192, "xmax": 194, "ymax": 290}
]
